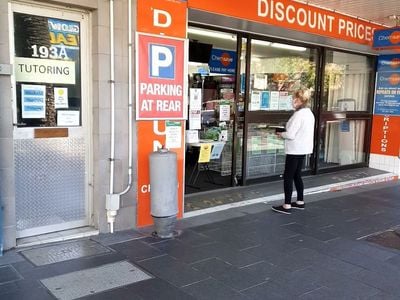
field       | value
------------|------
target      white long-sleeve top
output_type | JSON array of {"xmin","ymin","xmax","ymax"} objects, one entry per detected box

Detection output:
[{"xmin": 281, "ymin": 107, "xmax": 315, "ymax": 155}]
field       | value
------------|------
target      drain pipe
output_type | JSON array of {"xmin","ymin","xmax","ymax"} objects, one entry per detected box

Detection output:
[
  {"xmin": 106, "ymin": 0, "xmax": 117, "ymax": 233},
  {"xmin": 106, "ymin": 0, "xmax": 134, "ymax": 233}
]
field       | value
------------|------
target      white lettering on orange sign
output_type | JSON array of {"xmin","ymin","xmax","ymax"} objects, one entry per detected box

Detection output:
[
  {"xmin": 258, "ymin": 0, "xmax": 335, "ymax": 32},
  {"xmin": 257, "ymin": 0, "xmax": 374, "ymax": 41},
  {"xmin": 141, "ymin": 184, "xmax": 151, "ymax": 193},
  {"xmin": 381, "ymin": 115, "xmax": 390, "ymax": 152},
  {"xmin": 140, "ymin": 83, "xmax": 183, "ymax": 96},
  {"xmin": 153, "ymin": 9, "xmax": 171, "ymax": 28}
]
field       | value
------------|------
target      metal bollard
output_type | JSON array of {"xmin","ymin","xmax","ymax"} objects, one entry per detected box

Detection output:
[{"xmin": 149, "ymin": 147, "xmax": 178, "ymax": 238}]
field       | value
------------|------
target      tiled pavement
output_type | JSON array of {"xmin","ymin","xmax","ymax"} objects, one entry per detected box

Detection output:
[{"xmin": 1, "ymin": 179, "xmax": 400, "ymax": 299}]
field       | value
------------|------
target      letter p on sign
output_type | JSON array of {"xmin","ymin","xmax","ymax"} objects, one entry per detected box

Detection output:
[{"xmin": 150, "ymin": 44, "xmax": 175, "ymax": 79}]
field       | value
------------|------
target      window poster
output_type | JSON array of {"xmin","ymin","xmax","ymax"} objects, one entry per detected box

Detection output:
[
  {"xmin": 165, "ymin": 121, "xmax": 182, "ymax": 149},
  {"xmin": 57, "ymin": 110, "xmax": 80, "ymax": 126},
  {"xmin": 189, "ymin": 88, "xmax": 202, "ymax": 110},
  {"xmin": 260, "ymin": 91, "xmax": 270, "ymax": 110},
  {"xmin": 21, "ymin": 84, "xmax": 46, "ymax": 119},
  {"xmin": 189, "ymin": 109, "xmax": 201, "ymax": 129},
  {"xmin": 14, "ymin": 13, "xmax": 81, "ymax": 127},
  {"xmin": 250, "ymin": 91, "xmax": 261, "ymax": 111},
  {"xmin": 219, "ymin": 101, "xmax": 230, "ymax": 121},
  {"xmin": 270, "ymin": 91, "xmax": 280, "ymax": 110},
  {"xmin": 54, "ymin": 87, "xmax": 69, "ymax": 108}
]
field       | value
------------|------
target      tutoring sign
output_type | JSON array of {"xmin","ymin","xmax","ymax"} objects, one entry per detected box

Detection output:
[{"xmin": 136, "ymin": 33, "xmax": 186, "ymax": 120}]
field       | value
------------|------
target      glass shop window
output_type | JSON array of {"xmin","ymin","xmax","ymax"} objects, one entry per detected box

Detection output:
[
  {"xmin": 248, "ymin": 40, "xmax": 317, "ymax": 111},
  {"xmin": 322, "ymin": 51, "xmax": 374, "ymax": 112},
  {"xmin": 14, "ymin": 13, "xmax": 82, "ymax": 127}
]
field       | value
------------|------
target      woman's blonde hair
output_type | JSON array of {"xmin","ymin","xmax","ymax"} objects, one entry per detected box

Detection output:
[{"xmin": 294, "ymin": 89, "xmax": 311, "ymax": 109}]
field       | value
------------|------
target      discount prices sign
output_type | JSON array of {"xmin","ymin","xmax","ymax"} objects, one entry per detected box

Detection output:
[{"xmin": 136, "ymin": 33, "xmax": 186, "ymax": 120}]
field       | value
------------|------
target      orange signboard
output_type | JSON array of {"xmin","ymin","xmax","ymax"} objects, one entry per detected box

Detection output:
[
  {"xmin": 137, "ymin": 0, "xmax": 186, "ymax": 227},
  {"xmin": 137, "ymin": 121, "xmax": 184, "ymax": 226},
  {"xmin": 137, "ymin": 0, "xmax": 187, "ymax": 38},
  {"xmin": 188, "ymin": 0, "xmax": 384, "ymax": 45},
  {"xmin": 370, "ymin": 115, "xmax": 400, "ymax": 156}
]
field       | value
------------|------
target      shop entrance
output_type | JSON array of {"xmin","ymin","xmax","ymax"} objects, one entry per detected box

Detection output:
[
  {"xmin": 185, "ymin": 25, "xmax": 375, "ymax": 202},
  {"xmin": 11, "ymin": 3, "xmax": 91, "ymax": 238},
  {"xmin": 185, "ymin": 28, "xmax": 242, "ymax": 194}
]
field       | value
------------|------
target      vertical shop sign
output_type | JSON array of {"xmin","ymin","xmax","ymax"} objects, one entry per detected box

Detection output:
[
  {"xmin": 136, "ymin": 0, "xmax": 187, "ymax": 227},
  {"xmin": 136, "ymin": 33, "xmax": 186, "ymax": 120},
  {"xmin": 371, "ymin": 55, "xmax": 400, "ymax": 156}
]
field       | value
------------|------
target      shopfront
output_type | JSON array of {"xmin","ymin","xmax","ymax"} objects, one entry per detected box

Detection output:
[{"xmin": 184, "ymin": 1, "xmax": 378, "ymax": 196}]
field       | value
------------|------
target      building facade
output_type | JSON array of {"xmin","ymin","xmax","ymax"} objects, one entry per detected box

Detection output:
[{"xmin": 0, "ymin": 0, "xmax": 399, "ymax": 250}]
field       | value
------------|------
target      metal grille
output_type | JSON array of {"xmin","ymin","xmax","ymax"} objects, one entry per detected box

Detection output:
[{"xmin": 15, "ymin": 138, "xmax": 86, "ymax": 232}]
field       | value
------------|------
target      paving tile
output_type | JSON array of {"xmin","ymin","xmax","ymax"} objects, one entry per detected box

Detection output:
[
  {"xmin": 283, "ymin": 223, "xmax": 338, "ymax": 242},
  {"xmin": 350, "ymin": 268, "xmax": 400, "ymax": 296},
  {"xmin": 241, "ymin": 280, "xmax": 292, "ymax": 299},
  {"xmin": 209, "ymin": 265, "xmax": 268, "ymax": 291},
  {"xmin": 109, "ymin": 239, "xmax": 163, "ymax": 261},
  {"xmin": 78, "ymin": 285, "xmax": 144, "ymax": 300},
  {"xmin": 200, "ymin": 228, "xmax": 259, "ymax": 250},
  {"xmin": 175, "ymin": 229, "xmax": 216, "ymax": 247},
  {"xmin": 90, "ymin": 230, "xmax": 144, "ymax": 246},
  {"xmin": 298, "ymin": 286, "xmax": 350, "ymax": 300},
  {"xmin": 0, "ymin": 251, "xmax": 25, "ymax": 266},
  {"xmin": 0, "ymin": 265, "xmax": 22, "ymax": 284},
  {"xmin": 152, "ymin": 239, "xmax": 217, "ymax": 264},
  {"xmin": 191, "ymin": 257, "xmax": 237, "ymax": 276},
  {"xmin": 125, "ymin": 277, "xmax": 195, "ymax": 300},
  {"xmin": 183, "ymin": 278, "xmax": 250, "ymax": 300},
  {"xmin": 205, "ymin": 242, "xmax": 263, "ymax": 267},
  {"xmin": 136, "ymin": 254, "xmax": 209, "ymax": 287}
]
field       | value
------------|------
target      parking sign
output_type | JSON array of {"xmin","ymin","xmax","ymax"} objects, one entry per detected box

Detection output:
[{"xmin": 136, "ymin": 33, "xmax": 186, "ymax": 120}]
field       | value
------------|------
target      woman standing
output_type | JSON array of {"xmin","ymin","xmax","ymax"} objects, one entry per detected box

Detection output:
[{"xmin": 272, "ymin": 89, "xmax": 315, "ymax": 214}]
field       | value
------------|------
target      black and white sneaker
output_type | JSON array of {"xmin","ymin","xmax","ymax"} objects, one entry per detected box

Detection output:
[
  {"xmin": 291, "ymin": 202, "xmax": 305, "ymax": 210},
  {"xmin": 272, "ymin": 205, "xmax": 291, "ymax": 214}
]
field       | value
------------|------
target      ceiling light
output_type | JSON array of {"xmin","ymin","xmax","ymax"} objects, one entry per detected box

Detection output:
[
  {"xmin": 251, "ymin": 40, "xmax": 271, "ymax": 47},
  {"xmin": 187, "ymin": 28, "xmax": 236, "ymax": 40},
  {"xmin": 271, "ymin": 43, "xmax": 307, "ymax": 51}
]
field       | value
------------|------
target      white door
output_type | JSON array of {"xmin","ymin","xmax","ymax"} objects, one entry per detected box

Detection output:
[{"xmin": 10, "ymin": 3, "xmax": 91, "ymax": 238}]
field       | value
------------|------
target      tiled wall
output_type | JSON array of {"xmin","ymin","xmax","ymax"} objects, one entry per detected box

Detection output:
[{"xmin": 369, "ymin": 154, "xmax": 400, "ymax": 175}]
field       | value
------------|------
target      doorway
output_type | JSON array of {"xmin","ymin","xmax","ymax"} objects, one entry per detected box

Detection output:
[{"xmin": 11, "ymin": 3, "xmax": 91, "ymax": 238}]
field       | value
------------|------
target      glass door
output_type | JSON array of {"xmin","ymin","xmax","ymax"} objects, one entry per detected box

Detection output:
[
  {"xmin": 11, "ymin": 3, "xmax": 90, "ymax": 238},
  {"xmin": 243, "ymin": 38, "xmax": 319, "ymax": 183},
  {"xmin": 185, "ymin": 27, "xmax": 240, "ymax": 194},
  {"xmin": 317, "ymin": 50, "xmax": 374, "ymax": 170}
]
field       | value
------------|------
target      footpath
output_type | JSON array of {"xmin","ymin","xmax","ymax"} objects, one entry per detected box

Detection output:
[{"xmin": 0, "ymin": 179, "xmax": 400, "ymax": 299}]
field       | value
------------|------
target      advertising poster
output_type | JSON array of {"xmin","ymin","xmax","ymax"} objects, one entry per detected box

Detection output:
[
  {"xmin": 260, "ymin": 91, "xmax": 270, "ymax": 110},
  {"xmin": 374, "ymin": 55, "xmax": 400, "ymax": 116},
  {"xmin": 208, "ymin": 48, "xmax": 236, "ymax": 75}
]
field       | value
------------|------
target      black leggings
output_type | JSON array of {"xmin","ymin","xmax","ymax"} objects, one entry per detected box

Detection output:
[{"xmin": 283, "ymin": 154, "xmax": 306, "ymax": 205}]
